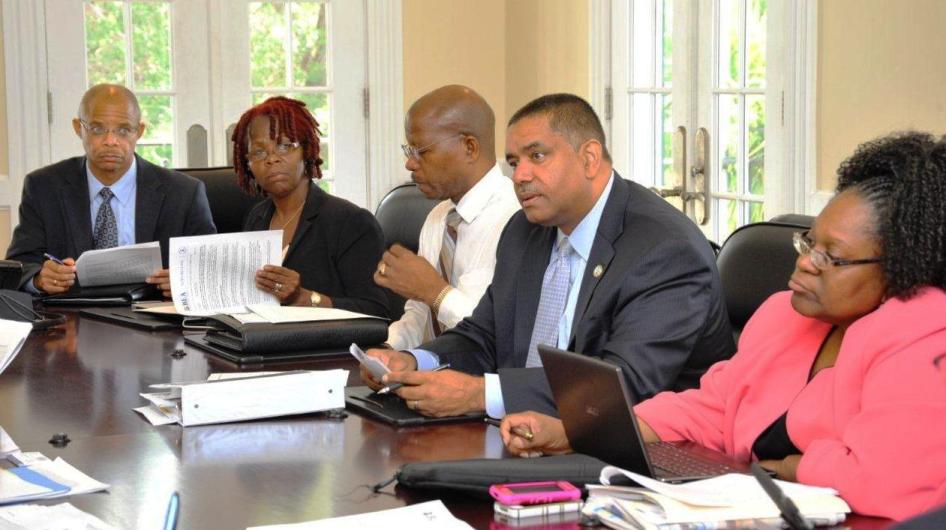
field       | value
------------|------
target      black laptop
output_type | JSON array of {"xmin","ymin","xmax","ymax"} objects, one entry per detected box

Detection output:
[{"xmin": 538, "ymin": 345, "xmax": 751, "ymax": 482}]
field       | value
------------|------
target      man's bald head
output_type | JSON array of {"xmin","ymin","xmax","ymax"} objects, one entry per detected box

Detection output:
[
  {"xmin": 407, "ymin": 85, "xmax": 495, "ymax": 159},
  {"xmin": 77, "ymin": 84, "xmax": 141, "ymax": 122}
]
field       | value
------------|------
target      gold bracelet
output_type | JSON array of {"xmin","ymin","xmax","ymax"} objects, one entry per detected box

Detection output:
[{"xmin": 431, "ymin": 285, "xmax": 453, "ymax": 317}]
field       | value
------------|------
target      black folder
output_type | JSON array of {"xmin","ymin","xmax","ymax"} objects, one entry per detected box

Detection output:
[
  {"xmin": 79, "ymin": 307, "xmax": 180, "ymax": 331},
  {"xmin": 203, "ymin": 313, "xmax": 389, "ymax": 354},
  {"xmin": 184, "ymin": 332, "xmax": 350, "ymax": 364},
  {"xmin": 345, "ymin": 385, "xmax": 485, "ymax": 427},
  {"xmin": 42, "ymin": 283, "xmax": 161, "ymax": 306}
]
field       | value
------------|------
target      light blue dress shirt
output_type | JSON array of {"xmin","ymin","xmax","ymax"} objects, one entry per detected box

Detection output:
[
  {"xmin": 26, "ymin": 158, "xmax": 139, "ymax": 294},
  {"xmin": 87, "ymin": 157, "xmax": 137, "ymax": 248},
  {"xmin": 410, "ymin": 173, "xmax": 616, "ymax": 418}
]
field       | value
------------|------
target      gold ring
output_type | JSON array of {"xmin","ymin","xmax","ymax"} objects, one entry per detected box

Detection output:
[
  {"xmin": 274, "ymin": 282, "xmax": 283, "ymax": 292},
  {"xmin": 378, "ymin": 262, "xmax": 387, "ymax": 276},
  {"xmin": 410, "ymin": 400, "xmax": 419, "ymax": 409}
]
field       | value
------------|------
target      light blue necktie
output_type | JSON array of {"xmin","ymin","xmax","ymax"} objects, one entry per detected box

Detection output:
[
  {"xmin": 526, "ymin": 237, "xmax": 572, "ymax": 367},
  {"xmin": 93, "ymin": 187, "xmax": 119, "ymax": 249}
]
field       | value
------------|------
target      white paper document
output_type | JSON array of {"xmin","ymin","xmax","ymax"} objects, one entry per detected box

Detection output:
[
  {"xmin": 246, "ymin": 500, "xmax": 474, "ymax": 530},
  {"xmin": 0, "ymin": 502, "xmax": 116, "ymax": 530},
  {"xmin": 0, "ymin": 426, "xmax": 18, "ymax": 456},
  {"xmin": 169, "ymin": 230, "xmax": 281, "ymax": 316},
  {"xmin": 75, "ymin": 241, "xmax": 162, "ymax": 287},
  {"xmin": 599, "ymin": 465, "xmax": 842, "ymax": 507},
  {"xmin": 0, "ymin": 319, "xmax": 32, "ymax": 376},
  {"xmin": 135, "ymin": 370, "xmax": 348, "ymax": 427},
  {"xmin": 245, "ymin": 305, "xmax": 385, "ymax": 324},
  {"xmin": 30, "ymin": 458, "xmax": 110, "ymax": 498}
]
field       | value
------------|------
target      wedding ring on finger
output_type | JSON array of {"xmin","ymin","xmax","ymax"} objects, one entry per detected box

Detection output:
[
  {"xmin": 410, "ymin": 400, "xmax": 419, "ymax": 410},
  {"xmin": 274, "ymin": 282, "xmax": 283, "ymax": 293},
  {"xmin": 378, "ymin": 262, "xmax": 387, "ymax": 276}
]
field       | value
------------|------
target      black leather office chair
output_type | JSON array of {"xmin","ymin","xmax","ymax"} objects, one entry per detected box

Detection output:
[
  {"xmin": 716, "ymin": 221, "xmax": 810, "ymax": 335},
  {"xmin": 177, "ymin": 167, "xmax": 265, "ymax": 233},
  {"xmin": 374, "ymin": 182, "xmax": 442, "ymax": 320},
  {"xmin": 769, "ymin": 213, "xmax": 814, "ymax": 227}
]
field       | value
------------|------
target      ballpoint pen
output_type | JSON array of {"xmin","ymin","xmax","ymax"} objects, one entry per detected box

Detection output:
[
  {"xmin": 484, "ymin": 417, "xmax": 535, "ymax": 441},
  {"xmin": 376, "ymin": 362, "xmax": 451, "ymax": 395},
  {"xmin": 163, "ymin": 491, "xmax": 180, "ymax": 530},
  {"xmin": 43, "ymin": 253, "xmax": 66, "ymax": 265}
]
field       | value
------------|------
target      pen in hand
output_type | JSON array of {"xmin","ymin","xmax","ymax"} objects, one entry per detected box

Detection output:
[
  {"xmin": 376, "ymin": 362, "xmax": 451, "ymax": 395},
  {"xmin": 43, "ymin": 253, "xmax": 66, "ymax": 265},
  {"xmin": 484, "ymin": 417, "xmax": 535, "ymax": 441}
]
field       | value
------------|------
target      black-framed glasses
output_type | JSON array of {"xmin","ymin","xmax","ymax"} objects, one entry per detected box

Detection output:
[
  {"xmin": 792, "ymin": 230, "xmax": 883, "ymax": 271},
  {"xmin": 246, "ymin": 141, "xmax": 301, "ymax": 162},
  {"xmin": 401, "ymin": 133, "xmax": 464, "ymax": 160},
  {"xmin": 78, "ymin": 119, "xmax": 139, "ymax": 138}
]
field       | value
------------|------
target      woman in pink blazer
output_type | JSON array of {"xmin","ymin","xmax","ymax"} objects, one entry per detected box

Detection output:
[{"xmin": 500, "ymin": 131, "xmax": 946, "ymax": 521}]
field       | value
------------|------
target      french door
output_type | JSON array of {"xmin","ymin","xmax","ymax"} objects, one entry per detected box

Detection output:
[{"xmin": 609, "ymin": 0, "xmax": 803, "ymax": 242}]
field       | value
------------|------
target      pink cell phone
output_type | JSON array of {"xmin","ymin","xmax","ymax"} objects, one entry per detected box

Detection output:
[{"xmin": 488, "ymin": 481, "xmax": 581, "ymax": 506}]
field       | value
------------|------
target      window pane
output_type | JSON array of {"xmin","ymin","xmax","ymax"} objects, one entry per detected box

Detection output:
[
  {"xmin": 717, "ymin": 95, "xmax": 741, "ymax": 193},
  {"xmin": 748, "ymin": 201, "xmax": 764, "ymax": 223},
  {"xmin": 250, "ymin": 2, "xmax": 288, "ymax": 88},
  {"xmin": 718, "ymin": 199, "xmax": 739, "ymax": 242},
  {"xmin": 319, "ymin": 141, "xmax": 330, "ymax": 172},
  {"xmin": 138, "ymin": 144, "xmax": 172, "ymax": 168},
  {"xmin": 316, "ymin": 179, "xmax": 333, "ymax": 194},
  {"xmin": 659, "ymin": 0, "xmax": 672, "ymax": 87},
  {"xmin": 139, "ymin": 95, "xmax": 173, "ymax": 141},
  {"xmin": 717, "ymin": 0, "xmax": 742, "ymax": 89},
  {"xmin": 85, "ymin": 2, "xmax": 127, "ymax": 85},
  {"xmin": 746, "ymin": 95, "xmax": 765, "ymax": 195},
  {"xmin": 746, "ymin": 0, "xmax": 767, "ymax": 89},
  {"xmin": 291, "ymin": 1, "xmax": 328, "ymax": 87},
  {"xmin": 630, "ymin": 0, "xmax": 657, "ymax": 87},
  {"xmin": 630, "ymin": 93, "xmax": 656, "ymax": 188},
  {"xmin": 659, "ymin": 94, "xmax": 673, "ymax": 187},
  {"xmin": 131, "ymin": 2, "xmax": 172, "ymax": 90},
  {"xmin": 252, "ymin": 92, "xmax": 329, "ymax": 136}
]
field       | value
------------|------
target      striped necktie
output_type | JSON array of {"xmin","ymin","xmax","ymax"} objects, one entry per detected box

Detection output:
[{"xmin": 525, "ymin": 237, "xmax": 573, "ymax": 367}]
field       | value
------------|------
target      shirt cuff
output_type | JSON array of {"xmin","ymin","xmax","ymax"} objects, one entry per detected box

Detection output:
[
  {"xmin": 484, "ymin": 373, "xmax": 506, "ymax": 418},
  {"xmin": 23, "ymin": 274, "xmax": 42, "ymax": 295},
  {"xmin": 408, "ymin": 348, "xmax": 441, "ymax": 371}
]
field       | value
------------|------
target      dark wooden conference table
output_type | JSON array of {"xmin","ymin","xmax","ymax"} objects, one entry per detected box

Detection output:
[{"xmin": 0, "ymin": 311, "xmax": 894, "ymax": 530}]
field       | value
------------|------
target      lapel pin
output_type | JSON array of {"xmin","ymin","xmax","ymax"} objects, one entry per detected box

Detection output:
[{"xmin": 592, "ymin": 264, "xmax": 604, "ymax": 278}]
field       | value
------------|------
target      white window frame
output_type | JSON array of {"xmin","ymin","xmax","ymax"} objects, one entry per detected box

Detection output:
[
  {"xmin": 2, "ymin": 0, "xmax": 404, "ymax": 237},
  {"xmin": 588, "ymin": 0, "xmax": 821, "ymax": 236}
]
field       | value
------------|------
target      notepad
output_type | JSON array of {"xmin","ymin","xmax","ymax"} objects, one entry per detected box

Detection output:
[{"xmin": 0, "ymin": 466, "xmax": 70, "ymax": 505}]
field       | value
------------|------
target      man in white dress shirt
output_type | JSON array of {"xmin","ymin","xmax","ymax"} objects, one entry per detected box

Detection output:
[{"xmin": 373, "ymin": 85, "xmax": 520, "ymax": 351}]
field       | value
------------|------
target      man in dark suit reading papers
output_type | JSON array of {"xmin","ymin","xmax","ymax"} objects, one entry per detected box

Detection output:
[
  {"xmin": 363, "ymin": 94, "xmax": 734, "ymax": 418},
  {"xmin": 5, "ymin": 84, "xmax": 215, "ymax": 296}
]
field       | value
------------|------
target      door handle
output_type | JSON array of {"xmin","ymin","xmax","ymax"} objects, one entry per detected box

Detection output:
[{"xmin": 649, "ymin": 126, "xmax": 711, "ymax": 225}]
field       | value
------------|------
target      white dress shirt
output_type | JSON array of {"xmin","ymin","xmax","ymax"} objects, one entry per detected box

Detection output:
[{"xmin": 386, "ymin": 163, "xmax": 520, "ymax": 350}]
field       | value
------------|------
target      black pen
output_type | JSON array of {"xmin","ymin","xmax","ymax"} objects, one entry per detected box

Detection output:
[
  {"xmin": 750, "ymin": 462, "xmax": 814, "ymax": 530},
  {"xmin": 484, "ymin": 417, "xmax": 535, "ymax": 441},
  {"xmin": 376, "ymin": 362, "xmax": 450, "ymax": 395},
  {"xmin": 43, "ymin": 252, "xmax": 65, "ymax": 265}
]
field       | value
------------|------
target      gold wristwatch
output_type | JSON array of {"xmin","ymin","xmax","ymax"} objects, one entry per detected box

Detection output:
[{"xmin": 309, "ymin": 291, "xmax": 322, "ymax": 307}]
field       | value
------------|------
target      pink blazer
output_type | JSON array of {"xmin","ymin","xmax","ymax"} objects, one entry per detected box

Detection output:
[{"xmin": 635, "ymin": 289, "xmax": 946, "ymax": 520}]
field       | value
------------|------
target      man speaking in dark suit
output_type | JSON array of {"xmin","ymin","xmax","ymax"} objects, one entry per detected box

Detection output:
[
  {"xmin": 364, "ymin": 93, "xmax": 735, "ymax": 418},
  {"xmin": 5, "ymin": 84, "xmax": 215, "ymax": 296}
]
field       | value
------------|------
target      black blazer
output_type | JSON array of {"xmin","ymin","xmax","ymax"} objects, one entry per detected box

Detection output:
[
  {"xmin": 6, "ymin": 155, "xmax": 216, "ymax": 288},
  {"xmin": 243, "ymin": 181, "xmax": 389, "ymax": 318},
  {"xmin": 420, "ymin": 173, "xmax": 736, "ymax": 415}
]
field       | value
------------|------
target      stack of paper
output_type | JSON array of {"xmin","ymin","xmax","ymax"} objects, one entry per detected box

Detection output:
[
  {"xmin": 75, "ymin": 241, "xmax": 162, "ymax": 286},
  {"xmin": 246, "ymin": 500, "xmax": 474, "ymax": 529},
  {"xmin": 583, "ymin": 466, "xmax": 849, "ymax": 530},
  {"xmin": 0, "ymin": 454, "xmax": 109, "ymax": 505},
  {"xmin": 135, "ymin": 370, "xmax": 348, "ymax": 427},
  {"xmin": 0, "ymin": 319, "xmax": 32, "ymax": 375},
  {"xmin": 0, "ymin": 502, "xmax": 115, "ymax": 530}
]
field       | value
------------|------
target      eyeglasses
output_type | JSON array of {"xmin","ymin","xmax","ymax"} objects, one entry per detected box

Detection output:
[
  {"xmin": 792, "ymin": 230, "xmax": 883, "ymax": 270},
  {"xmin": 246, "ymin": 141, "xmax": 301, "ymax": 162},
  {"xmin": 401, "ymin": 133, "xmax": 464, "ymax": 160},
  {"xmin": 78, "ymin": 119, "xmax": 139, "ymax": 138}
]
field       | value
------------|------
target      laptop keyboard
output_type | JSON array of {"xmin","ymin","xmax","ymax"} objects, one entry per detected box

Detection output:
[{"xmin": 647, "ymin": 441, "xmax": 739, "ymax": 478}]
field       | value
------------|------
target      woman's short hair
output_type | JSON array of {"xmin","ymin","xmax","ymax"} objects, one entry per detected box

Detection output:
[
  {"xmin": 836, "ymin": 131, "xmax": 946, "ymax": 298},
  {"xmin": 231, "ymin": 96, "xmax": 324, "ymax": 195}
]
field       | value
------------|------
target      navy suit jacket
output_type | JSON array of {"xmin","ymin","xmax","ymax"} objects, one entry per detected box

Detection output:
[
  {"xmin": 419, "ymin": 173, "xmax": 736, "ymax": 415},
  {"xmin": 6, "ymin": 155, "xmax": 216, "ymax": 288},
  {"xmin": 243, "ymin": 181, "xmax": 389, "ymax": 318}
]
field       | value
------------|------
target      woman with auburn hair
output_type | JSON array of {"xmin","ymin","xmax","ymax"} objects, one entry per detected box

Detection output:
[
  {"xmin": 232, "ymin": 96, "xmax": 388, "ymax": 317},
  {"xmin": 501, "ymin": 131, "xmax": 946, "ymax": 521}
]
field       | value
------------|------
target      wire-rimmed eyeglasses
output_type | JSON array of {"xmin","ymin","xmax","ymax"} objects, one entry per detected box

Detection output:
[
  {"xmin": 401, "ymin": 133, "xmax": 464, "ymax": 160},
  {"xmin": 792, "ymin": 230, "xmax": 883, "ymax": 271},
  {"xmin": 246, "ymin": 141, "xmax": 301, "ymax": 163}
]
